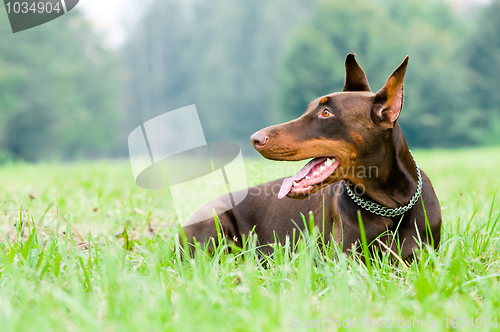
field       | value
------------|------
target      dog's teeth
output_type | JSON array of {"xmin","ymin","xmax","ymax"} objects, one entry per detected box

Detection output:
[
  {"xmin": 320, "ymin": 166, "xmax": 326, "ymax": 172},
  {"xmin": 305, "ymin": 176, "xmax": 310, "ymax": 180},
  {"xmin": 313, "ymin": 171, "xmax": 319, "ymax": 176},
  {"xmin": 293, "ymin": 181, "xmax": 298, "ymax": 187},
  {"xmin": 325, "ymin": 158, "xmax": 334, "ymax": 166}
]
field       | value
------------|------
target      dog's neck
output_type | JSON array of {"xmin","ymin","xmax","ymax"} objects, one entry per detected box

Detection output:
[{"xmin": 350, "ymin": 122, "xmax": 420, "ymax": 210}]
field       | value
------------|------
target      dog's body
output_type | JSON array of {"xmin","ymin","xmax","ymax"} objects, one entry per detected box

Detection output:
[{"xmin": 183, "ymin": 54, "xmax": 441, "ymax": 260}]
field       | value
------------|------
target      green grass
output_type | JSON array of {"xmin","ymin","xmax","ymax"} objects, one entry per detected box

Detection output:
[{"xmin": 1, "ymin": 147, "xmax": 500, "ymax": 331}]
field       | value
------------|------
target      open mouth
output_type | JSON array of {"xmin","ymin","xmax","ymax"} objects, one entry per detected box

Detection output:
[{"xmin": 278, "ymin": 157, "xmax": 340, "ymax": 199}]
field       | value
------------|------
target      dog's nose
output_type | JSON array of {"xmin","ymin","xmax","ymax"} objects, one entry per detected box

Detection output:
[{"xmin": 251, "ymin": 131, "xmax": 269, "ymax": 149}]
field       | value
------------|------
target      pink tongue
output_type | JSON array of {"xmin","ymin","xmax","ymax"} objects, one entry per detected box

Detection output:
[{"xmin": 278, "ymin": 158, "xmax": 324, "ymax": 199}]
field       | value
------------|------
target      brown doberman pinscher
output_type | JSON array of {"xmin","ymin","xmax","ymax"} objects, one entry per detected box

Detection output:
[{"xmin": 183, "ymin": 54, "xmax": 441, "ymax": 260}]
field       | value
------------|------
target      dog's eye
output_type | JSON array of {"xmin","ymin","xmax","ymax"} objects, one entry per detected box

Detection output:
[{"xmin": 320, "ymin": 108, "xmax": 333, "ymax": 118}]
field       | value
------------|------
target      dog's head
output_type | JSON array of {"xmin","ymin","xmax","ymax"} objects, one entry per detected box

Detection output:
[{"xmin": 251, "ymin": 53, "xmax": 409, "ymax": 199}]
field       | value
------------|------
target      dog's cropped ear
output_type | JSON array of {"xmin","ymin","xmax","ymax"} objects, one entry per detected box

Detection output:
[
  {"xmin": 371, "ymin": 56, "xmax": 409, "ymax": 128},
  {"xmin": 343, "ymin": 53, "xmax": 371, "ymax": 92}
]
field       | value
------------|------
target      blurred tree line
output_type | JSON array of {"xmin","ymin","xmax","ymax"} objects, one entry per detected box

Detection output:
[
  {"xmin": 275, "ymin": 0, "xmax": 499, "ymax": 147},
  {"xmin": 124, "ymin": 0, "xmax": 500, "ymax": 151},
  {"xmin": 122, "ymin": 0, "xmax": 316, "ymax": 149},
  {"xmin": 0, "ymin": 9, "xmax": 122, "ymax": 162},
  {"xmin": 1, "ymin": 0, "xmax": 500, "ymax": 162}
]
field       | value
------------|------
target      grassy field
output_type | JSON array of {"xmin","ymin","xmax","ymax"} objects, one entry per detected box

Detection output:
[{"xmin": 0, "ymin": 147, "xmax": 500, "ymax": 331}]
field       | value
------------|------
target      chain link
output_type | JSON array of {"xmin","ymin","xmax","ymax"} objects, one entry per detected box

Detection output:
[{"xmin": 345, "ymin": 150, "xmax": 423, "ymax": 217}]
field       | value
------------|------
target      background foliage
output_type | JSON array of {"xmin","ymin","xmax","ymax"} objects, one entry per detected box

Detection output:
[
  {"xmin": 0, "ymin": 10, "xmax": 122, "ymax": 162},
  {"xmin": 1, "ymin": 0, "xmax": 500, "ymax": 161}
]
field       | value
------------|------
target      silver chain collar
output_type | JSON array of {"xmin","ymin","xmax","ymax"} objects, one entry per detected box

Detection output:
[{"xmin": 345, "ymin": 150, "xmax": 423, "ymax": 217}]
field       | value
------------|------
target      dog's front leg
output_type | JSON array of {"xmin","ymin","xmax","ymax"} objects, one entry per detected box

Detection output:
[{"xmin": 182, "ymin": 208, "xmax": 239, "ymax": 254}]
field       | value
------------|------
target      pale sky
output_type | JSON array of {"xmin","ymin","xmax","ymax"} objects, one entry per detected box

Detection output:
[{"xmin": 78, "ymin": 0, "xmax": 153, "ymax": 48}]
